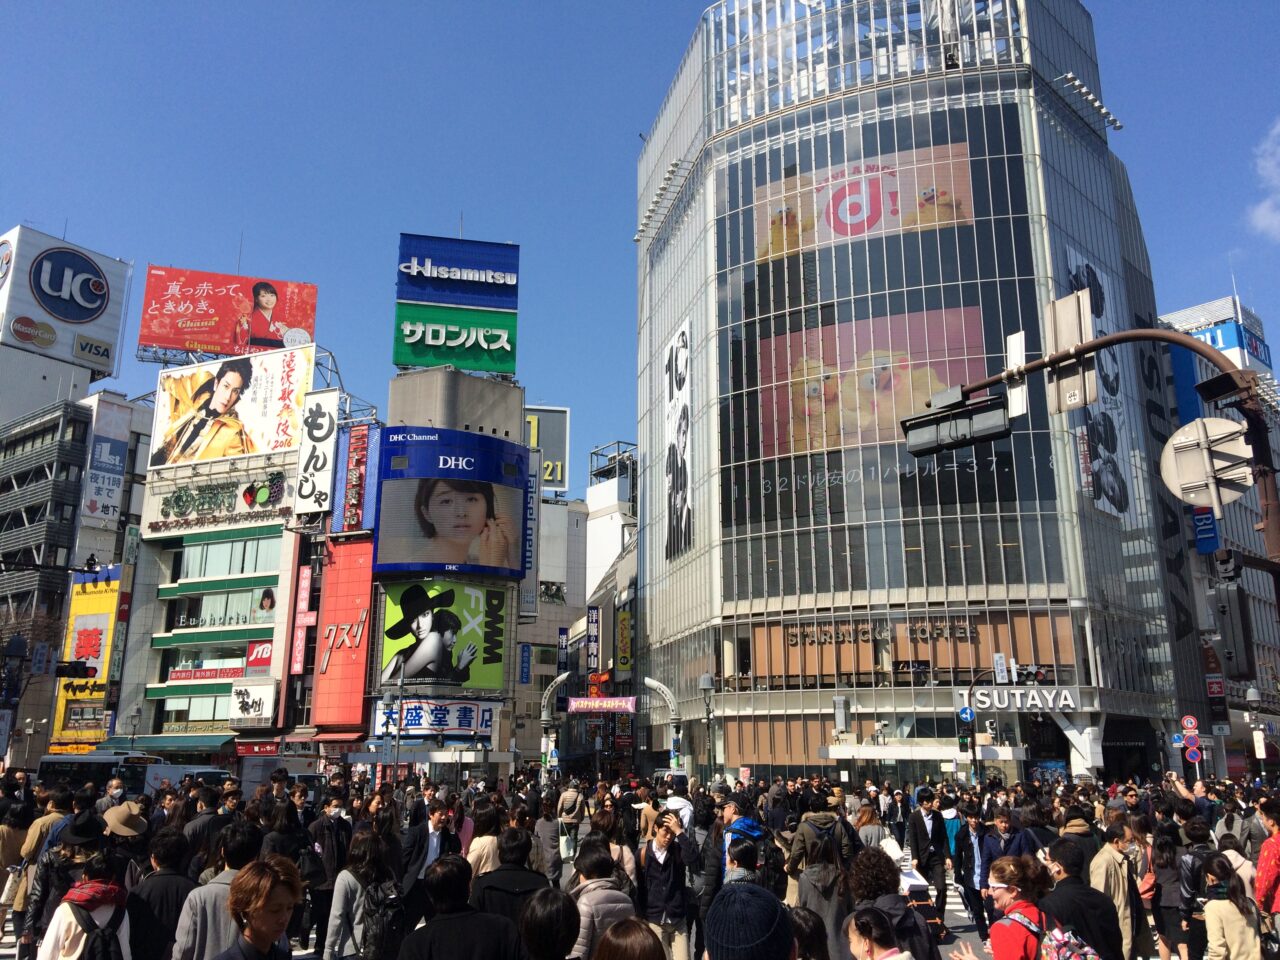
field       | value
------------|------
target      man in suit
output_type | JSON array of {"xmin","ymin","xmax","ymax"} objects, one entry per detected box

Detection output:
[
  {"xmin": 953, "ymin": 804, "xmax": 990, "ymax": 942},
  {"xmin": 1040, "ymin": 838, "xmax": 1124, "ymax": 960},
  {"xmin": 401, "ymin": 798, "xmax": 461, "ymax": 932},
  {"xmin": 908, "ymin": 787, "xmax": 953, "ymax": 915}
]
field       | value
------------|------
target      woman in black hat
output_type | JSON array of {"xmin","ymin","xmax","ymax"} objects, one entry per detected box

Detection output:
[
  {"xmin": 23, "ymin": 810, "xmax": 105, "ymax": 949},
  {"xmin": 379, "ymin": 584, "xmax": 475, "ymax": 685}
]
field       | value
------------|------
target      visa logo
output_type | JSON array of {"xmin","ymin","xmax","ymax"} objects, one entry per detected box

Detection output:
[{"xmin": 74, "ymin": 334, "xmax": 113, "ymax": 364}]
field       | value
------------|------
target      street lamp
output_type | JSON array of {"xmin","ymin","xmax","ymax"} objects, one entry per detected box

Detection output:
[
  {"xmin": 128, "ymin": 706, "xmax": 142, "ymax": 753},
  {"xmin": 21, "ymin": 717, "xmax": 46, "ymax": 771},
  {"xmin": 699, "ymin": 673, "xmax": 715, "ymax": 783},
  {"xmin": 381, "ymin": 693, "xmax": 395, "ymax": 786},
  {"xmin": 1248, "ymin": 686, "xmax": 1267, "ymax": 784}
]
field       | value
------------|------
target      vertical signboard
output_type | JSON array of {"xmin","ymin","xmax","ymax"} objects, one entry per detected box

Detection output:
[
  {"xmin": 291, "ymin": 566, "xmax": 313, "ymax": 676},
  {"xmin": 524, "ymin": 406, "xmax": 570, "ymax": 493},
  {"xmin": 556, "ymin": 627, "xmax": 569, "ymax": 712},
  {"xmin": 519, "ymin": 643, "xmax": 532, "ymax": 685},
  {"xmin": 79, "ymin": 397, "xmax": 133, "ymax": 530},
  {"xmin": 51, "ymin": 566, "xmax": 121, "ymax": 751},
  {"xmin": 586, "ymin": 606, "xmax": 600, "ymax": 671},
  {"xmin": 615, "ymin": 610, "xmax": 632, "ymax": 679},
  {"xmin": 519, "ymin": 450, "xmax": 541, "ymax": 618},
  {"xmin": 293, "ymin": 388, "xmax": 340, "ymax": 515},
  {"xmin": 663, "ymin": 320, "xmax": 693, "ymax": 559},
  {"xmin": 313, "ymin": 539, "xmax": 373, "ymax": 727},
  {"xmin": 331, "ymin": 423, "xmax": 380, "ymax": 533}
]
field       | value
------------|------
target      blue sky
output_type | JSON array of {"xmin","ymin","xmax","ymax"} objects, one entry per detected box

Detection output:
[{"xmin": 3, "ymin": 3, "xmax": 1276, "ymax": 497}]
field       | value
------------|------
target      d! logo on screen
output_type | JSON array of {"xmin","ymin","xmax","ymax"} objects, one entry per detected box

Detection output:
[
  {"xmin": 30, "ymin": 247, "xmax": 109, "ymax": 323},
  {"xmin": 824, "ymin": 174, "xmax": 898, "ymax": 237}
]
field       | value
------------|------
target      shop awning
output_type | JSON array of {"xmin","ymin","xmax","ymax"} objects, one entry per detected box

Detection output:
[
  {"xmin": 101, "ymin": 735, "xmax": 233, "ymax": 753},
  {"xmin": 310, "ymin": 733, "xmax": 364, "ymax": 742}
]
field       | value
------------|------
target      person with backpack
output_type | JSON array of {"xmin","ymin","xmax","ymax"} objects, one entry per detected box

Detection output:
[
  {"xmin": 1179, "ymin": 817, "xmax": 1218, "ymax": 960},
  {"xmin": 796, "ymin": 835, "xmax": 851, "ymax": 960},
  {"xmin": 213, "ymin": 855, "xmax": 302, "ymax": 960},
  {"xmin": 572, "ymin": 839, "xmax": 636, "ymax": 960},
  {"xmin": 848, "ymin": 847, "xmax": 941, "ymax": 960},
  {"xmin": 325, "ymin": 831, "xmax": 402, "ymax": 960},
  {"xmin": 699, "ymin": 792, "xmax": 783, "ymax": 920},
  {"xmin": 788, "ymin": 795, "xmax": 858, "ymax": 876},
  {"xmin": 1039, "ymin": 838, "xmax": 1125, "ymax": 960},
  {"xmin": 35, "ymin": 850, "xmax": 129, "ymax": 960},
  {"xmin": 639, "ymin": 811, "xmax": 700, "ymax": 960},
  {"xmin": 950, "ymin": 855, "xmax": 1054, "ymax": 960}
]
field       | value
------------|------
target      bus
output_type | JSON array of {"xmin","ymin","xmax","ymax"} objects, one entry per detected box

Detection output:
[{"xmin": 36, "ymin": 752, "xmax": 164, "ymax": 797}]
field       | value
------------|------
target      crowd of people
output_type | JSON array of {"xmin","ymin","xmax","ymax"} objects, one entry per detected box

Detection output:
[{"xmin": 0, "ymin": 765, "xmax": 1273, "ymax": 960}]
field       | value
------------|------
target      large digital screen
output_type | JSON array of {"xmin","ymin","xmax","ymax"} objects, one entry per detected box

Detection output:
[
  {"xmin": 139, "ymin": 265, "xmax": 317, "ymax": 356},
  {"xmin": 381, "ymin": 580, "xmax": 509, "ymax": 690},
  {"xmin": 148, "ymin": 345, "xmax": 314, "ymax": 470},
  {"xmin": 374, "ymin": 427, "xmax": 529, "ymax": 578}
]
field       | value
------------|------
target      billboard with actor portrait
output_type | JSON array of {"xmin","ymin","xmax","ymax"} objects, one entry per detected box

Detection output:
[
  {"xmin": 148, "ymin": 344, "xmax": 314, "ymax": 469},
  {"xmin": 373, "ymin": 427, "xmax": 528, "ymax": 578},
  {"xmin": 381, "ymin": 580, "xmax": 509, "ymax": 690},
  {"xmin": 139, "ymin": 265, "xmax": 316, "ymax": 356}
]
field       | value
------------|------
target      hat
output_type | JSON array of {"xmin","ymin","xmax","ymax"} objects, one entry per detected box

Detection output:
[
  {"xmin": 828, "ymin": 795, "xmax": 845, "ymax": 809},
  {"xmin": 867, "ymin": 785, "xmax": 879, "ymax": 794},
  {"xmin": 706, "ymin": 882, "xmax": 794, "ymax": 960},
  {"xmin": 710, "ymin": 781, "xmax": 731, "ymax": 798},
  {"xmin": 104, "ymin": 801, "xmax": 147, "ymax": 838},
  {"xmin": 384, "ymin": 584, "xmax": 456, "ymax": 639},
  {"xmin": 715, "ymin": 791, "xmax": 751, "ymax": 812},
  {"xmin": 61, "ymin": 810, "xmax": 105, "ymax": 847}
]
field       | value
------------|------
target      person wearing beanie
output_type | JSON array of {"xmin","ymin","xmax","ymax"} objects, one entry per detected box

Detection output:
[{"xmin": 706, "ymin": 882, "xmax": 795, "ymax": 960}]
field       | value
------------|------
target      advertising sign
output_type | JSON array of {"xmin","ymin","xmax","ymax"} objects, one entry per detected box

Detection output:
[
  {"xmin": 373, "ymin": 427, "xmax": 529, "ymax": 578},
  {"xmin": 381, "ymin": 580, "xmax": 510, "ymax": 690},
  {"xmin": 752, "ymin": 143, "xmax": 974, "ymax": 261},
  {"xmin": 393, "ymin": 302, "xmax": 517, "ymax": 375},
  {"xmin": 664, "ymin": 320, "xmax": 693, "ymax": 559},
  {"xmin": 519, "ymin": 450, "xmax": 541, "ymax": 617},
  {"xmin": 229, "ymin": 680, "xmax": 277, "ymax": 729},
  {"xmin": 519, "ymin": 643, "xmax": 532, "ymax": 685},
  {"xmin": 1191, "ymin": 320, "xmax": 1273, "ymax": 373},
  {"xmin": 524, "ymin": 406, "xmax": 570, "ymax": 493},
  {"xmin": 293, "ymin": 388, "xmax": 340, "ymax": 515},
  {"xmin": 141, "ymin": 469, "xmax": 293, "ymax": 538},
  {"xmin": 148, "ymin": 345, "xmax": 314, "ymax": 469},
  {"xmin": 313, "ymin": 539, "xmax": 374, "ymax": 728},
  {"xmin": 375, "ymin": 697, "xmax": 498, "ymax": 738},
  {"xmin": 331, "ymin": 423, "xmax": 380, "ymax": 533},
  {"xmin": 556, "ymin": 627, "xmax": 569, "ymax": 712},
  {"xmin": 138, "ymin": 265, "xmax": 316, "ymax": 356},
  {"xmin": 0, "ymin": 226, "xmax": 131, "ymax": 375},
  {"xmin": 616, "ymin": 610, "xmax": 633, "ymax": 678},
  {"xmin": 51, "ymin": 566, "xmax": 121, "ymax": 748},
  {"xmin": 397, "ymin": 234, "xmax": 519, "ymax": 312},
  {"xmin": 568, "ymin": 697, "xmax": 636, "ymax": 713},
  {"xmin": 79, "ymin": 396, "xmax": 133, "ymax": 530},
  {"xmin": 245, "ymin": 640, "xmax": 274, "ymax": 677},
  {"xmin": 586, "ymin": 606, "xmax": 601, "ymax": 671},
  {"xmin": 169, "ymin": 667, "xmax": 244, "ymax": 681},
  {"xmin": 291, "ymin": 566, "xmax": 313, "ymax": 676}
]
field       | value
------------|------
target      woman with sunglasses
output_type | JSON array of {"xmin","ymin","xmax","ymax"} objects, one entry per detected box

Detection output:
[{"xmin": 949, "ymin": 855, "xmax": 1053, "ymax": 960}]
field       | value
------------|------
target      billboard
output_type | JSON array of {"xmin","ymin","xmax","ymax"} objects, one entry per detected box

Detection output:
[
  {"xmin": 373, "ymin": 427, "xmax": 529, "ymax": 578},
  {"xmin": 381, "ymin": 580, "xmax": 510, "ymax": 690},
  {"xmin": 397, "ymin": 234, "xmax": 519, "ymax": 312},
  {"xmin": 519, "ymin": 450, "xmax": 541, "ymax": 617},
  {"xmin": 79, "ymin": 396, "xmax": 133, "ymax": 530},
  {"xmin": 664, "ymin": 321, "xmax": 693, "ymax": 559},
  {"xmin": 148, "ymin": 344, "xmax": 314, "ymax": 469},
  {"xmin": 293, "ymin": 388, "xmax": 340, "ymax": 515},
  {"xmin": 393, "ymin": 302, "xmax": 517, "ymax": 374},
  {"xmin": 375, "ymin": 697, "xmax": 499, "ymax": 738},
  {"xmin": 51, "ymin": 566, "xmax": 121, "ymax": 750},
  {"xmin": 524, "ymin": 406, "xmax": 570, "ymax": 493},
  {"xmin": 229, "ymin": 679, "xmax": 277, "ymax": 729},
  {"xmin": 141, "ymin": 468, "xmax": 294, "ymax": 538},
  {"xmin": 757, "ymin": 305, "xmax": 986, "ymax": 456},
  {"xmin": 753, "ymin": 143, "xmax": 974, "ymax": 261},
  {"xmin": 331, "ymin": 423, "xmax": 380, "ymax": 533},
  {"xmin": 0, "ymin": 225, "xmax": 131, "ymax": 376},
  {"xmin": 139, "ymin": 265, "xmax": 316, "ymax": 356},
  {"xmin": 313, "ymin": 539, "xmax": 374, "ymax": 728}
]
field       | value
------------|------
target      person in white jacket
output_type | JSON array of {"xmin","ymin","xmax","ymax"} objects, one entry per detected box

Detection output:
[{"xmin": 37, "ymin": 854, "xmax": 131, "ymax": 960}]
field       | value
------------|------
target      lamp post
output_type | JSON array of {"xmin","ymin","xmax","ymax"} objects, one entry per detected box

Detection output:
[
  {"xmin": 21, "ymin": 717, "xmax": 46, "ymax": 771},
  {"xmin": 699, "ymin": 673, "xmax": 715, "ymax": 783},
  {"xmin": 1248, "ymin": 685, "xmax": 1267, "ymax": 785},
  {"xmin": 128, "ymin": 706, "xmax": 142, "ymax": 753},
  {"xmin": 381, "ymin": 693, "xmax": 395, "ymax": 786}
]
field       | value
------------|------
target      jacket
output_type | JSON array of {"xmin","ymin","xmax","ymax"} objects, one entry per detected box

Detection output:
[
  {"xmin": 787, "ymin": 811, "xmax": 858, "ymax": 873},
  {"xmin": 533, "ymin": 817, "xmax": 559, "ymax": 873},
  {"xmin": 698, "ymin": 818, "xmax": 761, "ymax": 913},
  {"xmin": 151, "ymin": 372, "xmax": 255, "ymax": 466},
  {"xmin": 556, "ymin": 788, "xmax": 586, "ymax": 823},
  {"xmin": 27, "ymin": 849, "xmax": 89, "ymax": 938},
  {"xmin": 1091, "ymin": 842, "xmax": 1147, "ymax": 960},
  {"xmin": 954, "ymin": 824, "xmax": 987, "ymax": 890},
  {"xmin": 1180, "ymin": 842, "xmax": 1217, "ymax": 922},
  {"xmin": 907, "ymin": 808, "xmax": 950, "ymax": 869},
  {"xmin": 309, "ymin": 810, "xmax": 352, "ymax": 891},
  {"xmin": 1059, "ymin": 818, "xmax": 1102, "ymax": 872},
  {"xmin": 980, "ymin": 828, "xmax": 1034, "ymax": 886},
  {"xmin": 181, "ymin": 809, "xmax": 232, "ymax": 873},
  {"xmin": 1204, "ymin": 898, "xmax": 1262, "ymax": 960},
  {"xmin": 400, "ymin": 822, "xmax": 460, "ymax": 895},
  {"xmin": 468, "ymin": 862, "xmax": 550, "ymax": 924},
  {"xmin": 16, "ymin": 808, "xmax": 64, "ymax": 913},
  {"xmin": 572, "ymin": 877, "xmax": 636, "ymax": 959},
  {"xmin": 1256, "ymin": 832, "xmax": 1280, "ymax": 912},
  {"xmin": 797, "ymin": 863, "xmax": 849, "ymax": 960},
  {"xmin": 638, "ymin": 803, "xmax": 661, "ymax": 841},
  {"xmin": 172, "ymin": 867, "xmax": 241, "ymax": 960},
  {"xmin": 127, "ymin": 867, "xmax": 198, "ymax": 960},
  {"xmin": 1040, "ymin": 875, "xmax": 1124, "ymax": 960},
  {"xmin": 466, "ymin": 834, "xmax": 499, "ymax": 878},
  {"xmin": 853, "ymin": 894, "xmax": 941, "ymax": 960},
  {"xmin": 398, "ymin": 906, "xmax": 522, "ymax": 960},
  {"xmin": 990, "ymin": 900, "xmax": 1051, "ymax": 960},
  {"xmin": 323, "ymin": 868, "xmax": 367, "ymax": 960},
  {"xmin": 37, "ymin": 901, "xmax": 132, "ymax": 960},
  {"xmin": 642, "ymin": 833, "xmax": 701, "ymax": 923}
]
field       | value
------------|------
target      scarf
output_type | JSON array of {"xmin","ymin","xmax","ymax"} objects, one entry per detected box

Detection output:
[{"xmin": 63, "ymin": 878, "xmax": 126, "ymax": 910}]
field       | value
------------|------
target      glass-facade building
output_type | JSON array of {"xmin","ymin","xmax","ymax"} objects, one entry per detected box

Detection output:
[{"xmin": 636, "ymin": 0, "xmax": 1201, "ymax": 782}]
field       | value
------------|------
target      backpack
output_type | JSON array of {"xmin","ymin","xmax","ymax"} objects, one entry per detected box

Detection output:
[
  {"xmin": 693, "ymin": 793, "xmax": 717, "ymax": 831},
  {"xmin": 67, "ymin": 904, "xmax": 125, "ymax": 960},
  {"xmin": 358, "ymin": 880, "xmax": 406, "ymax": 960},
  {"xmin": 754, "ymin": 830, "xmax": 788, "ymax": 900},
  {"xmin": 1004, "ymin": 909, "xmax": 1103, "ymax": 960}
]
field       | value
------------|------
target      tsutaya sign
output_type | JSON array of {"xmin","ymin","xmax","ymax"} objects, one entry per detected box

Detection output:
[{"xmin": 959, "ymin": 686, "xmax": 1080, "ymax": 711}]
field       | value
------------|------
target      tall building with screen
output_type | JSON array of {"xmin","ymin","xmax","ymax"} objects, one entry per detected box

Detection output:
[{"xmin": 635, "ymin": 0, "xmax": 1202, "ymax": 782}]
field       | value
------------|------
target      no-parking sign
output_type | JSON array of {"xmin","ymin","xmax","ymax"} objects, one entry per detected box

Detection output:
[{"xmin": 1181, "ymin": 715, "xmax": 1199, "ymax": 731}]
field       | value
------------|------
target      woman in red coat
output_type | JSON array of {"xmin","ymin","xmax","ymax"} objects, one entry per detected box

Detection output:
[
  {"xmin": 1253, "ymin": 798, "xmax": 1280, "ymax": 915},
  {"xmin": 950, "ymin": 855, "xmax": 1054, "ymax": 960}
]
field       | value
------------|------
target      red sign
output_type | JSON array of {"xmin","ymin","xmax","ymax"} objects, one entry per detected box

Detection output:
[
  {"xmin": 311, "ymin": 540, "xmax": 374, "ymax": 728},
  {"xmin": 291, "ymin": 566, "xmax": 312, "ymax": 676},
  {"xmin": 139, "ymin": 265, "xmax": 316, "ymax": 357},
  {"xmin": 1181, "ymin": 715, "xmax": 1199, "ymax": 731},
  {"xmin": 615, "ymin": 736, "xmax": 635, "ymax": 751},
  {"xmin": 1206, "ymin": 678, "xmax": 1226, "ymax": 698},
  {"xmin": 169, "ymin": 667, "xmax": 244, "ymax": 681},
  {"xmin": 236, "ymin": 741, "xmax": 280, "ymax": 757},
  {"xmin": 245, "ymin": 640, "xmax": 273, "ymax": 676}
]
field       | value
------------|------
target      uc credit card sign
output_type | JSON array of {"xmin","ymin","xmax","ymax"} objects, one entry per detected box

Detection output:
[
  {"xmin": 397, "ymin": 234, "xmax": 519, "ymax": 312},
  {"xmin": 373, "ymin": 426, "xmax": 530, "ymax": 578}
]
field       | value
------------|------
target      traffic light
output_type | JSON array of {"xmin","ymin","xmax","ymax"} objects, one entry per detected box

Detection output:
[
  {"xmin": 958, "ymin": 734, "xmax": 971, "ymax": 752},
  {"xmin": 54, "ymin": 662, "xmax": 97, "ymax": 679},
  {"xmin": 958, "ymin": 716, "xmax": 975, "ymax": 753},
  {"xmin": 901, "ymin": 393, "xmax": 1012, "ymax": 457},
  {"xmin": 1212, "ymin": 580, "xmax": 1256, "ymax": 681}
]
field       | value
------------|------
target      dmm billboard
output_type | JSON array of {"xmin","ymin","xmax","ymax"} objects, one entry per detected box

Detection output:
[{"xmin": 381, "ymin": 580, "xmax": 510, "ymax": 691}]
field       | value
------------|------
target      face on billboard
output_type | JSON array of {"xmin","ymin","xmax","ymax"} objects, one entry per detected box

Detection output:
[
  {"xmin": 381, "ymin": 580, "xmax": 507, "ymax": 690},
  {"xmin": 374, "ymin": 427, "xmax": 529, "ymax": 578},
  {"xmin": 148, "ymin": 345, "xmax": 314, "ymax": 470},
  {"xmin": 139, "ymin": 265, "xmax": 317, "ymax": 356},
  {"xmin": 757, "ymin": 306, "xmax": 986, "ymax": 455}
]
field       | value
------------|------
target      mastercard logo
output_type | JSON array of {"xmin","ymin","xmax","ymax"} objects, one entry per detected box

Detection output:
[{"xmin": 10, "ymin": 315, "xmax": 57, "ymax": 349}]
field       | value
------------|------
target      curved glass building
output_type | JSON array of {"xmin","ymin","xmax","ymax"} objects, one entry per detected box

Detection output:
[{"xmin": 636, "ymin": 0, "xmax": 1205, "ymax": 782}]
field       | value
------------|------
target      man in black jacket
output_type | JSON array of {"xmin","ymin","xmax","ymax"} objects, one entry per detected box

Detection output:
[
  {"xmin": 908, "ymin": 788, "xmax": 953, "ymax": 915},
  {"xmin": 469, "ymin": 827, "xmax": 550, "ymax": 923},
  {"xmin": 953, "ymin": 804, "xmax": 991, "ymax": 942},
  {"xmin": 307, "ymin": 792, "xmax": 351, "ymax": 953},
  {"xmin": 1040, "ymin": 838, "xmax": 1124, "ymax": 960},
  {"xmin": 180, "ymin": 786, "xmax": 231, "ymax": 876},
  {"xmin": 401, "ymin": 798, "xmax": 461, "ymax": 932},
  {"xmin": 1178, "ymin": 817, "xmax": 1216, "ymax": 960},
  {"xmin": 127, "ymin": 828, "xmax": 198, "ymax": 960},
  {"xmin": 400, "ymin": 856, "xmax": 521, "ymax": 960},
  {"xmin": 642, "ymin": 810, "xmax": 702, "ymax": 957}
]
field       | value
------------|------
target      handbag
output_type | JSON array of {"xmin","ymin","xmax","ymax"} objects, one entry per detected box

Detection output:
[
  {"xmin": 1259, "ymin": 909, "xmax": 1280, "ymax": 960},
  {"xmin": 296, "ymin": 845, "xmax": 327, "ymax": 886},
  {"xmin": 0, "ymin": 864, "xmax": 21, "ymax": 907}
]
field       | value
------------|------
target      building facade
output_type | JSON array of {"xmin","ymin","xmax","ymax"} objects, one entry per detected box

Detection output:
[{"xmin": 636, "ymin": 0, "xmax": 1196, "ymax": 783}]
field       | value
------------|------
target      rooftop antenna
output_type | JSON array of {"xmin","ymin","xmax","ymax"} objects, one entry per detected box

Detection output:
[
  {"xmin": 459, "ymin": 212, "xmax": 464, "ymax": 239},
  {"xmin": 236, "ymin": 230, "xmax": 245, "ymax": 274},
  {"xmin": 1228, "ymin": 249, "xmax": 1242, "ymax": 323},
  {"xmin": 62, "ymin": 219, "xmax": 69, "ymax": 240}
]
